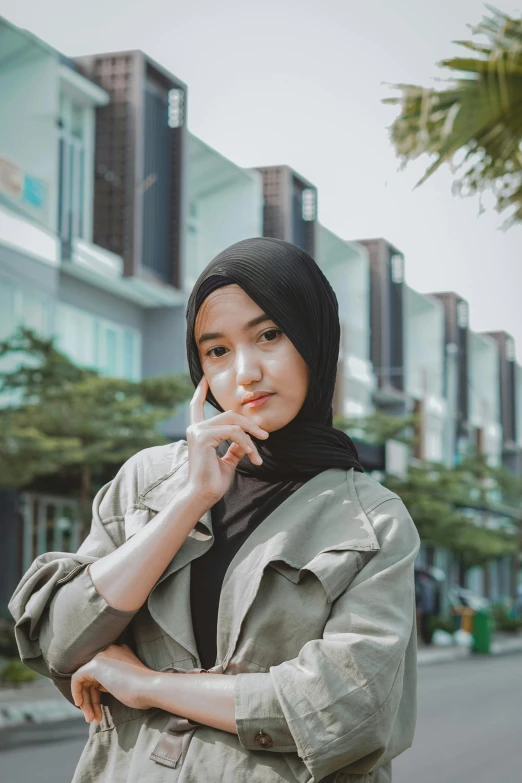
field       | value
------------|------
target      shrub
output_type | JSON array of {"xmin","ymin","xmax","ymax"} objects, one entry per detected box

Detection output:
[
  {"xmin": 428, "ymin": 616, "xmax": 455, "ymax": 635},
  {"xmin": 0, "ymin": 622, "xmax": 19, "ymax": 659},
  {"xmin": 0, "ymin": 658, "xmax": 39, "ymax": 685},
  {"xmin": 490, "ymin": 603, "xmax": 522, "ymax": 633}
]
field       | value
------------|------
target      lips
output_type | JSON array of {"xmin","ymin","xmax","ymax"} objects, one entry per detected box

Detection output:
[{"xmin": 242, "ymin": 393, "xmax": 274, "ymax": 408}]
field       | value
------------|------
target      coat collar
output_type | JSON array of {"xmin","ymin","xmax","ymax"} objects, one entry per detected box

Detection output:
[{"xmin": 137, "ymin": 452, "xmax": 380, "ymax": 555}]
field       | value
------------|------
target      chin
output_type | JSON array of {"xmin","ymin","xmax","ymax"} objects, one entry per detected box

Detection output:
[{"xmin": 253, "ymin": 412, "xmax": 292, "ymax": 433}]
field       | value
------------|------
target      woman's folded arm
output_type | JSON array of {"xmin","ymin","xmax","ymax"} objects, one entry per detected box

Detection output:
[
  {"xmin": 8, "ymin": 476, "xmax": 136, "ymax": 689},
  {"xmin": 9, "ymin": 447, "xmax": 209, "ymax": 699}
]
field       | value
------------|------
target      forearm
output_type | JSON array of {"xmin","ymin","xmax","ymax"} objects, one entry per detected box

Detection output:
[
  {"xmin": 145, "ymin": 672, "xmax": 238, "ymax": 735},
  {"xmin": 89, "ymin": 486, "xmax": 209, "ymax": 612}
]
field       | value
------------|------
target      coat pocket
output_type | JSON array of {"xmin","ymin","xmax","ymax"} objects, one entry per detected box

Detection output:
[{"xmin": 270, "ymin": 544, "xmax": 370, "ymax": 603}]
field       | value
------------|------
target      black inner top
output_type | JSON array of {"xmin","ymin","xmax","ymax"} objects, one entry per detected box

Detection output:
[{"xmin": 189, "ymin": 468, "xmax": 307, "ymax": 670}]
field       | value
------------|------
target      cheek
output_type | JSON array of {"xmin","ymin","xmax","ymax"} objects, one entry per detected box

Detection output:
[
  {"xmin": 272, "ymin": 346, "xmax": 308, "ymax": 396},
  {"xmin": 204, "ymin": 366, "xmax": 236, "ymax": 405}
]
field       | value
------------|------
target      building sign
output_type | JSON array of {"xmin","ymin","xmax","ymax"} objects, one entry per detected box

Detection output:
[
  {"xmin": 0, "ymin": 156, "xmax": 23, "ymax": 198},
  {"xmin": 0, "ymin": 155, "xmax": 47, "ymax": 213}
]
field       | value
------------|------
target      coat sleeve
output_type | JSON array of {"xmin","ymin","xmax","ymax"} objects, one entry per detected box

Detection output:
[
  {"xmin": 8, "ymin": 455, "xmax": 144, "ymax": 699},
  {"xmin": 233, "ymin": 496, "xmax": 420, "ymax": 782}
]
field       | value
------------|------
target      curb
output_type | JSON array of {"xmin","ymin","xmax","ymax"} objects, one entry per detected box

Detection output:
[
  {"xmin": 417, "ymin": 637, "xmax": 522, "ymax": 665},
  {"xmin": 0, "ymin": 715, "xmax": 87, "ymax": 752},
  {"xmin": 0, "ymin": 697, "xmax": 80, "ymax": 730}
]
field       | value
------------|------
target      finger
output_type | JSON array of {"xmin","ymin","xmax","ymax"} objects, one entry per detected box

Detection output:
[
  {"xmin": 189, "ymin": 376, "xmax": 208, "ymax": 426},
  {"xmin": 210, "ymin": 410, "xmax": 269, "ymax": 441},
  {"xmin": 71, "ymin": 673, "xmax": 84, "ymax": 709},
  {"xmin": 222, "ymin": 439, "xmax": 262, "ymax": 469},
  {"xmin": 81, "ymin": 684, "xmax": 94, "ymax": 723},
  {"xmin": 206, "ymin": 425, "xmax": 263, "ymax": 464},
  {"xmin": 90, "ymin": 685, "xmax": 102, "ymax": 723},
  {"xmin": 220, "ymin": 441, "xmax": 250, "ymax": 470}
]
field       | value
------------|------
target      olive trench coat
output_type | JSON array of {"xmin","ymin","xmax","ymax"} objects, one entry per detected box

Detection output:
[{"xmin": 9, "ymin": 440, "xmax": 420, "ymax": 783}]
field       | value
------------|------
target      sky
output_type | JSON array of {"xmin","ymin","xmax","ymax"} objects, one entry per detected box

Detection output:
[{"xmin": 3, "ymin": 0, "xmax": 522, "ymax": 358}]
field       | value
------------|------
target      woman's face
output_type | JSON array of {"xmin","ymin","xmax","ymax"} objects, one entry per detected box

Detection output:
[{"xmin": 194, "ymin": 284, "xmax": 309, "ymax": 432}]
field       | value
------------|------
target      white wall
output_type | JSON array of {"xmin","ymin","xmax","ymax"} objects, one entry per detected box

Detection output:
[
  {"xmin": 0, "ymin": 50, "xmax": 59, "ymax": 231},
  {"xmin": 185, "ymin": 175, "xmax": 263, "ymax": 290},
  {"xmin": 404, "ymin": 286, "xmax": 446, "ymax": 462},
  {"xmin": 185, "ymin": 136, "xmax": 263, "ymax": 289},
  {"xmin": 316, "ymin": 226, "xmax": 375, "ymax": 417}
]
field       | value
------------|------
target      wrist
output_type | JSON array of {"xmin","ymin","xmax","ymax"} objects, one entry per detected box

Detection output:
[
  {"xmin": 175, "ymin": 484, "xmax": 214, "ymax": 519},
  {"xmin": 141, "ymin": 670, "xmax": 167, "ymax": 710}
]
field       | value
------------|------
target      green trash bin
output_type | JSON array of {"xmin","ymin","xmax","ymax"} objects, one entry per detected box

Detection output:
[{"xmin": 472, "ymin": 609, "xmax": 492, "ymax": 654}]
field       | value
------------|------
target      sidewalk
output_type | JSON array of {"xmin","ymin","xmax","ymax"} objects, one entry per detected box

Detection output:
[
  {"xmin": 417, "ymin": 632, "xmax": 522, "ymax": 665},
  {"xmin": 0, "ymin": 677, "xmax": 81, "ymax": 731}
]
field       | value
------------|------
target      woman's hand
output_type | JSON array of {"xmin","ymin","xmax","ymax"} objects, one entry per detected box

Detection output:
[
  {"xmin": 71, "ymin": 644, "xmax": 155, "ymax": 723},
  {"xmin": 186, "ymin": 376, "xmax": 269, "ymax": 505}
]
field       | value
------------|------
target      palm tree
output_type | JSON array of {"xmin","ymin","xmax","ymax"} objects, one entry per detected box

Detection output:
[{"xmin": 384, "ymin": 5, "xmax": 522, "ymax": 227}]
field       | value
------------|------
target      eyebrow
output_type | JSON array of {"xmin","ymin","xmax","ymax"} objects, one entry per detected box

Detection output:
[{"xmin": 197, "ymin": 314, "xmax": 274, "ymax": 346}]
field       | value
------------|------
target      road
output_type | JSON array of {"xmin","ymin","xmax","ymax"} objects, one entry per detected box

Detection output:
[
  {"xmin": 394, "ymin": 652, "xmax": 522, "ymax": 783},
  {"xmin": 1, "ymin": 653, "xmax": 521, "ymax": 783}
]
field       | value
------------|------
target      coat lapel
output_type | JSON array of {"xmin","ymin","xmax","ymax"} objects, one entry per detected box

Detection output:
[
  {"xmin": 214, "ymin": 467, "xmax": 379, "ymax": 668},
  {"xmin": 138, "ymin": 457, "xmax": 214, "ymax": 660}
]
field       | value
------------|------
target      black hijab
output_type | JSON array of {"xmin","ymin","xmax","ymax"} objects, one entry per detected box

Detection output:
[{"xmin": 185, "ymin": 236, "xmax": 363, "ymax": 480}]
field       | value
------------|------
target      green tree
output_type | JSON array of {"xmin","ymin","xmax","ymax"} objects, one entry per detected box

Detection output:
[
  {"xmin": 336, "ymin": 410, "xmax": 520, "ymax": 572},
  {"xmin": 0, "ymin": 328, "xmax": 194, "ymax": 519},
  {"xmin": 383, "ymin": 455, "xmax": 520, "ymax": 570},
  {"xmin": 334, "ymin": 410, "xmax": 419, "ymax": 446},
  {"xmin": 384, "ymin": 6, "xmax": 522, "ymax": 227}
]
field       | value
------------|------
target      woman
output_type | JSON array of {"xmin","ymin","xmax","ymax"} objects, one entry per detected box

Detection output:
[{"xmin": 9, "ymin": 237, "xmax": 420, "ymax": 783}]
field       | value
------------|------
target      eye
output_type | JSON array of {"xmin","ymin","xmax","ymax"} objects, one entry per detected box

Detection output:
[
  {"xmin": 205, "ymin": 329, "xmax": 282, "ymax": 359},
  {"xmin": 206, "ymin": 346, "xmax": 228, "ymax": 359},
  {"xmin": 260, "ymin": 329, "xmax": 282, "ymax": 342}
]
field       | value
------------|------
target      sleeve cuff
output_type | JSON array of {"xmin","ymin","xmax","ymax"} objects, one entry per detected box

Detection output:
[
  {"xmin": 234, "ymin": 672, "xmax": 297, "ymax": 753},
  {"xmin": 44, "ymin": 565, "xmax": 138, "ymax": 677}
]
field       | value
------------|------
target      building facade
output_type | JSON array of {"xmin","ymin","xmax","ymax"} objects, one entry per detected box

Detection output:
[
  {"xmin": 1, "ymin": 14, "xmax": 521, "ymax": 611},
  {"xmin": 403, "ymin": 286, "xmax": 446, "ymax": 464}
]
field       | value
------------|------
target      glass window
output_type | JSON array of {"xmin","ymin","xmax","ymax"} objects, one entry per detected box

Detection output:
[
  {"xmin": 55, "ymin": 303, "xmax": 141, "ymax": 381},
  {"xmin": 391, "ymin": 254, "xmax": 404, "ymax": 283},
  {"xmin": 104, "ymin": 327, "xmax": 118, "ymax": 376},
  {"xmin": 58, "ymin": 94, "xmax": 86, "ymax": 247},
  {"xmin": 168, "ymin": 88, "xmax": 185, "ymax": 128},
  {"xmin": 0, "ymin": 281, "xmax": 53, "ymax": 408},
  {"xmin": 301, "ymin": 188, "xmax": 316, "ymax": 222},
  {"xmin": 21, "ymin": 289, "xmax": 50, "ymax": 335},
  {"xmin": 457, "ymin": 301, "xmax": 468, "ymax": 328},
  {"xmin": 0, "ymin": 280, "xmax": 15, "ymax": 340},
  {"xmin": 71, "ymin": 105, "xmax": 84, "ymax": 140},
  {"xmin": 123, "ymin": 330, "xmax": 136, "ymax": 380}
]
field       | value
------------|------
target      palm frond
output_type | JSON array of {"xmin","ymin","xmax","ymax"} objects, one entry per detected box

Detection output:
[{"xmin": 384, "ymin": 5, "xmax": 522, "ymax": 226}]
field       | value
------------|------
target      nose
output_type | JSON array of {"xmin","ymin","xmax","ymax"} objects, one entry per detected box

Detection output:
[{"xmin": 234, "ymin": 346, "xmax": 262, "ymax": 386}]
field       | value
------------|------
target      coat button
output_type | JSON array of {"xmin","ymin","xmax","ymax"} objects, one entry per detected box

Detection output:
[{"xmin": 255, "ymin": 730, "xmax": 273, "ymax": 748}]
